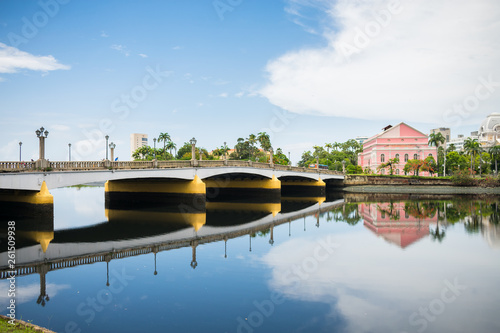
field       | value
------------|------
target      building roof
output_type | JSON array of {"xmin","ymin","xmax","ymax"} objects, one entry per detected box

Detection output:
[{"xmin": 365, "ymin": 122, "xmax": 428, "ymax": 144}]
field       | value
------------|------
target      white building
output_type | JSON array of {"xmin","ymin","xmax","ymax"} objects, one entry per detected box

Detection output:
[
  {"xmin": 478, "ymin": 113, "xmax": 500, "ymax": 148},
  {"xmin": 130, "ymin": 134, "xmax": 148, "ymax": 160}
]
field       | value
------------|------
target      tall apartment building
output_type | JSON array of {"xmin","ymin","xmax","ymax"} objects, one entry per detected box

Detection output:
[
  {"xmin": 430, "ymin": 127, "xmax": 451, "ymax": 143},
  {"xmin": 130, "ymin": 133, "xmax": 148, "ymax": 160}
]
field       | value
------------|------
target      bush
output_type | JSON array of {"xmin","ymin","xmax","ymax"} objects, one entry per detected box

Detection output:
[
  {"xmin": 480, "ymin": 176, "xmax": 499, "ymax": 188},
  {"xmin": 450, "ymin": 169, "xmax": 477, "ymax": 186}
]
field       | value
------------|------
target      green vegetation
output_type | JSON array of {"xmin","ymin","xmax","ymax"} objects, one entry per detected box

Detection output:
[
  {"xmin": 297, "ymin": 139, "xmax": 362, "ymax": 171},
  {"xmin": 0, "ymin": 317, "xmax": 41, "ymax": 333}
]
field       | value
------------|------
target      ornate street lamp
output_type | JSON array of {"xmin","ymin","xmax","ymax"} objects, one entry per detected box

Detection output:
[
  {"xmin": 35, "ymin": 127, "xmax": 49, "ymax": 161},
  {"xmin": 109, "ymin": 142, "xmax": 116, "ymax": 161},
  {"xmin": 105, "ymin": 135, "xmax": 109, "ymax": 160},
  {"xmin": 190, "ymin": 137, "xmax": 197, "ymax": 161},
  {"xmin": 19, "ymin": 142, "xmax": 22, "ymax": 162},
  {"xmin": 68, "ymin": 143, "xmax": 71, "ymax": 161},
  {"xmin": 153, "ymin": 138, "xmax": 157, "ymax": 159}
]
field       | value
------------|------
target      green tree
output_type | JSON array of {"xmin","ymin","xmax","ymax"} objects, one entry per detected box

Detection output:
[
  {"xmin": 489, "ymin": 145, "xmax": 500, "ymax": 175},
  {"xmin": 377, "ymin": 157, "xmax": 399, "ymax": 175},
  {"xmin": 158, "ymin": 132, "xmax": 171, "ymax": 160},
  {"xmin": 257, "ymin": 132, "xmax": 272, "ymax": 152},
  {"xmin": 464, "ymin": 137, "xmax": 481, "ymax": 174}
]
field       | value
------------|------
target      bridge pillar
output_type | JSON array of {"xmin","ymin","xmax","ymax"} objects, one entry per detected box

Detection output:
[
  {"xmin": 105, "ymin": 176, "xmax": 206, "ymax": 230},
  {"xmin": 281, "ymin": 178, "xmax": 326, "ymax": 198},
  {"xmin": 204, "ymin": 175, "xmax": 281, "ymax": 203}
]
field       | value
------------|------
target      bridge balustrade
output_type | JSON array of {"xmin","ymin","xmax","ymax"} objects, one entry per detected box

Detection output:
[{"xmin": 0, "ymin": 161, "xmax": 34, "ymax": 170}]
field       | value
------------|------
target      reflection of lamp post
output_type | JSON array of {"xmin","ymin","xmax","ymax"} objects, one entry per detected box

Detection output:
[
  {"xmin": 249, "ymin": 234, "xmax": 252, "ymax": 252},
  {"xmin": 153, "ymin": 138, "xmax": 157, "ymax": 159},
  {"xmin": 68, "ymin": 143, "xmax": 71, "ymax": 161},
  {"xmin": 190, "ymin": 137, "xmax": 197, "ymax": 162},
  {"xmin": 224, "ymin": 237, "xmax": 228, "ymax": 258},
  {"xmin": 19, "ymin": 142, "xmax": 22, "ymax": 161},
  {"xmin": 269, "ymin": 226, "xmax": 274, "ymax": 245},
  {"xmin": 35, "ymin": 127, "xmax": 49, "ymax": 168},
  {"xmin": 190, "ymin": 241, "xmax": 198, "ymax": 269},
  {"xmin": 109, "ymin": 142, "xmax": 116, "ymax": 162}
]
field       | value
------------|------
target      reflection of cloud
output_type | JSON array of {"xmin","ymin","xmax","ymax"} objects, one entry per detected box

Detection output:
[
  {"xmin": 0, "ymin": 281, "xmax": 70, "ymax": 308},
  {"xmin": 262, "ymin": 231, "xmax": 500, "ymax": 333}
]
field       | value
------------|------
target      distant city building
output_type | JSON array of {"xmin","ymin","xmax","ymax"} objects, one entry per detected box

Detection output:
[
  {"xmin": 430, "ymin": 127, "xmax": 451, "ymax": 143},
  {"xmin": 130, "ymin": 133, "xmax": 148, "ymax": 160},
  {"xmin": 355, "ymin": 136, "xmax": 369, "ymax": 146},
  {"xmin": 448, "ymin": 132, "xmax": 479, "ymax": 152},
  {"xmin": 358, "ymin": 122, "xmax": 437, "ymax": 176},
  {"xmin": 478, "ymin": 113, "xmax": 500, "ymax": 148}
]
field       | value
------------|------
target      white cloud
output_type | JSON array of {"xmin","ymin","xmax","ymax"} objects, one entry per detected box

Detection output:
[
  {"xmin": 219, "ymin": 92, "xmax": 228, "ymax": 98},
  {"xmin": 100, "ymin": 31, "xmax": 109, "ymax": 38},
  {"xmin": 0, "ymin": 43, "xmax": 70, "ymax": 74},
  {"xmin": 262, "ymin": 0, "xmax": 500, "ymax": 125},
  {"xmin": 110, "ymin": 44, "xmax": 130, "ymax": 56},
  {"xmin": 235, "ymin": 91, "xmax": 245, "ymax": 98},
  {"xmin": 138, "ymin": 53, "xmax": 148, "ymax": 58},
  {"xmin": 172, "ymin": 46, "xmax": 183, "ymax": 50}
]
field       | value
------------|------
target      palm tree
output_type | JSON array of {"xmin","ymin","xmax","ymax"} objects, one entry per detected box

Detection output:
[
  {"xmin": 247, "ymin": 134, "xmax": 258, "ymax": 161},
  {"xmin": 158, "ymin": 132, "xmax": 171, "ymax": 159},
  {"xmin": 325, "ymin": 143, "xmax": 333, "ymax": 154},
  {"xmin": 464, "ymin": 137, "xmax": 481, "ymax": 174},
  {"xmin": 166, "ymin": 141, "xmax": 176, "ymax": 160},
  {"xmin": 257, "ymin": 132, "xmax": 271, "ymax": 152},
  {"xmin": 429, "ymin": 133, "xmax": 446, "ymax": 175},
  {"xmin": 428, "ymin": 132, "xmax": 446, "ymax": 148},
  {"xmin": 489, "ymin": 145, "xmax": 500, "ymax": 175}
]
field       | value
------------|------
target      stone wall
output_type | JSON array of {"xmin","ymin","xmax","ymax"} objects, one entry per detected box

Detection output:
[{"xmin": 344, "ymin": 175, "xmax": 453, "ymax": 186}]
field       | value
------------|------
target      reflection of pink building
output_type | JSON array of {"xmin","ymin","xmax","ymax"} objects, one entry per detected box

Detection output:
[
  {"xmin": 358, "ymin": 123, "xmax": 437, "ymax": 176},
  {"xmin": 359, "ymin": 202, "xmax": 435, "ymax": 249}
]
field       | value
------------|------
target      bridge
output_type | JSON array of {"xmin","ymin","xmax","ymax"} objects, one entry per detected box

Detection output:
[{"xmin": 0, "ymin": 160, "xmax": 343, "ymax": 197}]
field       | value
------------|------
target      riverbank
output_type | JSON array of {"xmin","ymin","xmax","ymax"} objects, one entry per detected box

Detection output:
[
  {"xmin": 0, "ymin": 315, "xmax": 55, "ymax": 333},
  {"xmin": 342, "ymin": 185, "xmax": 500, "ymax": 195}
]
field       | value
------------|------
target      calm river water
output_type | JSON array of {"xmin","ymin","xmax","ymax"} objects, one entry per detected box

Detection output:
[{"xmin": 1, "ymin": 187, "xmax": 500, "ymax": 333}]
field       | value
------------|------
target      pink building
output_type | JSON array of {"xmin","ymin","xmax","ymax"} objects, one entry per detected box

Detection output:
[
  {"xmin": 358, "ymin": 123, "xmax": 437, "ymax": 176},
  {"xmin": 359, "ymin": 202, "xmax": 435, "ymax": 249}
]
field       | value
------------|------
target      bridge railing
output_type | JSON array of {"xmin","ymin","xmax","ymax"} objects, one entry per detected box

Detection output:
[
  {"xmin": 50, "ymin": 161, "xmax": 105, "ymax": 170},
  {"xmin": 0, "ymin": 161, "xmax": 35, "ymax": 170},
  {"xmin": 0, "ymin": 159, "xmax": 344, "ymax": 175},
  {"xmin": 157, "ymin": 160, "xmax": 191, "ymax": 168}
]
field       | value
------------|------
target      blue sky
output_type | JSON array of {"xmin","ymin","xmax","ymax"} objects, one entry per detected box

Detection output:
[{"xmin": 1, "ymin": 0, "xmax": 499, "ymax": 162}]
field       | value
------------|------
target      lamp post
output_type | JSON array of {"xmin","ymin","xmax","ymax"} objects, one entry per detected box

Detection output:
[
  {"xmin": 199, "ymin": 147, "xmax": 202, "ymax": 161},
  {"xmin": 223, "ymin": 141, "xmax": 227, "ymax": 160},
  {"xmin": 190, "ymin": 137, "xmax": 197, "ymax": 162},
  {"xmin": 288, "ymin": 151, "xmax": 291, "ymax": 165},
  {"xmin": 342, "ymin": 160, "xmax": 346, "ymax": 174},
  {"xmin": 109, "ymin": 142, "xmax": 116, "ymax": 162},
  {"xmin": 270, "ymin": 148, "xmax": 274, "ymax": 167},
  {"xmin": 68, "ymin": 143, "xmax": 71, "ymax": 161},
  {"xmin": 105, "ymin": 135, "xmax": 109, "ymax": 160},
  {"xmin": 153, "ymin": 138, "xmax": 157, "ymax": 159},
  {"xmin": 35, "ymin": 127, "xmax": 49, "ymax": 165},
  {"xmin": 19, "ymin": 142, "xmax": 22, "ymax": 162}
]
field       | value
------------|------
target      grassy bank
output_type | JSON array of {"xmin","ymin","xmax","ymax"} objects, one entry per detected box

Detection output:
[{"xmin": 0, "ymin": 316, "xmax": 54, "ymax": 333}]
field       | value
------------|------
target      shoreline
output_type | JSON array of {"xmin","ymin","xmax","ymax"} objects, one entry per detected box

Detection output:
[{"xmin": 341, "ymin": 185, "xmax": 500, "ymax": 195}]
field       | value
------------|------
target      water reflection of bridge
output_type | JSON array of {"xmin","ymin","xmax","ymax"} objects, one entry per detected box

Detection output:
[{"xmin": 0, "ymin": 198, "xmax": 343, "ymax": 306}]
